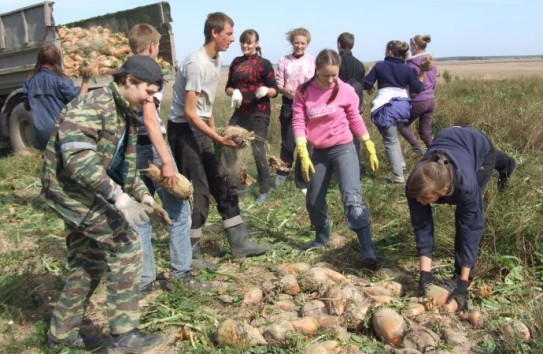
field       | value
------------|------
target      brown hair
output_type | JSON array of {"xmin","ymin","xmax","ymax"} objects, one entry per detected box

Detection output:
[
  {"xmin": 204, "ymin": 12, "xmax": 234, "ymax": 44},
  {"xmin": 128, "ymin": 23, "xmax": 161, "ymax": 54},
  {"xmin": 298, "ymin": 49, "xmax": 340, "ymax": 104},
  {"xmin": 386, "ymin": 40, "xmax": 410, "ymax": 60},
  {"xmin": 406, "ymin": 153, "xmax": 454, "ymax": 199},
  {"xmin": 411, "ymin": 34, "xmax": 432, "ymax": 50},
  {"xmin": 31, "ymin": 42, "xmax": 65, "ymax": 79},
  {"xmin": 286, "ymin": 27, "xmax": 311, "ymax": 44},
  {"xmin": 337, "ymin": 32, "xmax": 355, "ymax": 51},
  {"xmin": 239, "ymin": 29, "xmax": 261, "ymax": 56}
]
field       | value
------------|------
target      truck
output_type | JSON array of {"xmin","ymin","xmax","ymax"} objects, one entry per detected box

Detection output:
[{"xmin": 0, "ymin": 1, "xmax": 176, "ymax": 153}]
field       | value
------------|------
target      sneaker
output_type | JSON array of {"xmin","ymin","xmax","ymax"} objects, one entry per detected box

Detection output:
[
  {"xmin": 301, "ymin": 188, "xmax": 307, "ymax": 195},
  {"xmin": 299, "ymin": 241, "xmax": 329, "ymax": 251},
  {"xmin": 167, "ymin": 274, "xmax": 213, "ymax": 292},
  {"xmin": 255, "ymin": 193, "xmax": 269, "ymax": 204},
  {"xmin": 386, "ymin": 176, "xmax": 405, "ymax": 184},
  {"xmin": 497, "ymin": 157, "xmax": 518, "ymax": 192},
  {"xmin": 140, "ymin": 280, "xmax": 161, "ymax": 293},
  {"xmin": 275, "ymin": 174, "xmax": 287, "ymax": 187},
  {"xmin": 106, "ymin": 329, "xmax": 163, "ymax": 354},
  {"xmin": 46, "ymin": 331, "xmax": 103, "ymax": 351}
]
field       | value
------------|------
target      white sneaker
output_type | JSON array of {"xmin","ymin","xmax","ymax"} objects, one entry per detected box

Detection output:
[{"xmin": 301, "ymin": 188, "xmax": 307, "ymax": 195}]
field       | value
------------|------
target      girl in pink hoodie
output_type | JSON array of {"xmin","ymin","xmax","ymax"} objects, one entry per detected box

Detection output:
[{"xmin": 292, "ymin": 49, "xmax": 379, "ymax": 269}]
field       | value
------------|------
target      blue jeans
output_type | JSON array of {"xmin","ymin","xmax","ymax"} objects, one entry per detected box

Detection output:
[
  {"xmin": 382, "ymin": 124, "xmax": 405, "ymax": 182},
  {"xmin": 134, "ymin": 143, "xmax": 192, "ymax": 289},
  {"xmin": 306, "ymin": 142, "xmax": 370, "ymax": 231}
]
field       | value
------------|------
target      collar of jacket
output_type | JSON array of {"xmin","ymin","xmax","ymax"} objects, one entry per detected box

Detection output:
[{"xmin": 109, "ymin": 82, "xmax": 137, "ymax": 121}]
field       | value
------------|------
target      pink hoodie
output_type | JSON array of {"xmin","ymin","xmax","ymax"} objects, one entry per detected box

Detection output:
[{"xmin": 292, "ymin": 79, "xmax": 369, "ymax": 149}]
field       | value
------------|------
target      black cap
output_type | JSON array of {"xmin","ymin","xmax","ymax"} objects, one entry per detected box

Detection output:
[{"xmin": 113, "ymin": 55, "xmax": 163, "ymax": 87}]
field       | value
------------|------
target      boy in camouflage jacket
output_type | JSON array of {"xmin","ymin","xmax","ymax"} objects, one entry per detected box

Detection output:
[{"xmin": 41, "ymin": 55, "xmax": 166, "ymax": 352}]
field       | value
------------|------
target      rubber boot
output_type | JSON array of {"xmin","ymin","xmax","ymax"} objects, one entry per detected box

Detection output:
[
  {"xmin": 356, "ymin": 227, "xmax": 378, "ymax": 270},
  {"xmin": 191, "ymin": 237, "xmax": 218, "ymax": 272},
  {"xmin": 224, "ymin": 222, "xmax": 270, "ymax": 259},
  {"xmin": 299, "ymin": 223, "xmax": 330, "ymax": 250}
]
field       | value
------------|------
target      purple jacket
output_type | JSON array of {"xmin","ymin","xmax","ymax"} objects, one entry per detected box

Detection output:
[{"xmin": 407, "ymin": 53, "xmax": 437, "ymax": 102}]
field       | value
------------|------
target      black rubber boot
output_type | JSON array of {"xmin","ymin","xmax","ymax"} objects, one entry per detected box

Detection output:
[
  {"xmin": 224, "ymin": 223, "xmax": 270, "ymax": 259},
  {"xmin": 356, "ymin": 226, "xmax": 378, "ymax": 270},
  {"xmin": 497, "ymin": 156, "xmax": 518, "ymax": 192},
  {"xmin": 106, "ymin": 329, "xmax": 163, "ymax": 353},
  {"xmin": 190, "ymin": 237, "xmax": 218, "ymax": 272},
  {"xmin": 299, "ymin": 223, "xmax": 331, "ymax": 250}
]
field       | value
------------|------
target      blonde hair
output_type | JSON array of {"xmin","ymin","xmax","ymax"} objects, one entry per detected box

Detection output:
[
  {"xmin": 411, "ymin": 34, "xmax": 432, "ymax": 50},
  {"xmin": 406, "ymin": 153, "xmax": 454, "ymax": 199},
  {"xmin": 286, "ymin": 27, "xmax": 311, "ymax": 44},
  {"xmin": 128, "ymin": 24, "xmax": 160, "ymax": 54}
]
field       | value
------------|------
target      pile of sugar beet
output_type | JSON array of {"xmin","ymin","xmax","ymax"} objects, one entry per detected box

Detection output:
[{"xmin": 207, "ymin": 262, "xmax": 531, "ymax": 353}]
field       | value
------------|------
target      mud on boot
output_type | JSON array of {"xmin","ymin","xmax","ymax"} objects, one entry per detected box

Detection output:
[{"xmin": 190, "ymin": 236, "xmax": 218, "ymax": 272}]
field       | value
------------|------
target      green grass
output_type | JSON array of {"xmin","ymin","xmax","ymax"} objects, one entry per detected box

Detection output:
[{"xmin": 0, "ymin": 77, "xmax": 542, "ymax": 352}]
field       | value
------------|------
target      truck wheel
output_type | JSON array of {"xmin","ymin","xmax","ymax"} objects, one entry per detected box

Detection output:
[{"xmin": 9, "ymin": 103, "xmax": 34, "ymax": 154}]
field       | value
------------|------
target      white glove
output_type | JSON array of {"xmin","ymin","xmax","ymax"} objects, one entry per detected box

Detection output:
[
  {"xmin": 140, "ymin": 194, "xmax": 173, "ymax": 225},
  {"xmin": 140, "ymin": 194, "xmax": 156, "ymax": 207},
  {"xmin": 114, "ymin": 192, "xmax": 153, "ymax": 228},
  {"xmin": 255, "ymin": 86, "xmax": 269, "ymax": 99},
  {"xmin": 230, "ymin": 89, "xmax": 242, "ymax": 108}
]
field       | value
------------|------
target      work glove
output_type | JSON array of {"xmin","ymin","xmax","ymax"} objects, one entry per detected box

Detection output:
[
  {"xmin": 295, "ymin": 137, "xmax": 314, "ymax": 183},
  {"xmin": 446, "ymin": 279, "xmax": 470, "ymax": 312},
  {"xmin": 418, "ymin": 270, "xmax": 433, "ymax": 297},
  {"xmin": 255, "ymin": 86, "xmax": 269, "ymax": 99},
  {"xmin": 114, "ymin": 192, "xmax": 153, "ymax": 228},
  {"xmin": 141, "ymin": 194, "xmax": 173, "ymax": 225},
  {"xmin": 230, "ymin": 89, "xmax": 242, "ymax": 108},
  {"xmin": 360, "ymin": 135, "xmax": 379, "ymax": 171}
]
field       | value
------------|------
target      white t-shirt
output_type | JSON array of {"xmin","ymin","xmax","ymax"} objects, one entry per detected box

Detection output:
[{"xmin": 169, "ymin": 47, "xmax": 222, "ymax": 123}]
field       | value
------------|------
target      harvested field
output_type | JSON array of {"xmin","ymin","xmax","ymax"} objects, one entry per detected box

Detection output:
[{"xmin": 434, "ymin": 58, "xmax": 543, "ymax": 80}]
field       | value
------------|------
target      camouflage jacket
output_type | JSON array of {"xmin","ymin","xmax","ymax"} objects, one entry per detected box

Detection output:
[{"xmin": 41, "ymin": 82, "xmax": 149, "ymax": 227}]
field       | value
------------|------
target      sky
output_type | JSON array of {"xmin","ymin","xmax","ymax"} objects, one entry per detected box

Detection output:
[{"xmin": 2, "ymin": 0, "xmax": 543, "ymax": 65}]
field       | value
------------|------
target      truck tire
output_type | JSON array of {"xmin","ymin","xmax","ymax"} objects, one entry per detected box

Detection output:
[{"xmin": 9, "ymin": 103, "xmax": 34, "ymax": 153}]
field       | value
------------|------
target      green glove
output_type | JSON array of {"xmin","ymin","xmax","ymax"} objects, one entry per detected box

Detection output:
[
  {"xmin": 295, "ymin": 137, "xmax": 315, "ymax": 182},
  {"xmin": 360, "ymin": 134, "xmax": 379, "ymax": 172}
]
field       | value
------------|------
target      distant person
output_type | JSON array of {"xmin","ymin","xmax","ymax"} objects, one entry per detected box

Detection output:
[
  {"xmin": 127, "ymin": 24, "xmax": 204, "ymax": 292},
  {"xmin": 363, "ymin": 40, "xmax": 424, "ymax": 183},
  {"xmin": 407, "ymin": 126, "xmax": 517, "ymax": 311},
  {"xmin": 41, "ymin": 55, "xmax": 165, "ymax": 352},
  {"xmin": 22, "ymin": 42, "xmax": 89, "ymax": 151},
  {"xmin": 275, "ymin": 27, "xmax": 316, "ymax": 193},
  {"xmin": 168, "ymin": 13, "xmax": 269, "ymax": 260},
  {"xmin": 337, "ymin": 32, "xmax": 366, "ymax": 168},
  {"xmin": 292, "ymin": 49, "xmax": 379, "ymax": 269},
  {"xmin": 399, "ymin": 34, "xmax": 438, "ymax": 156},
  {"xmin": 225, "ymin": 29, "xmax": 278, "ymax": 204}
]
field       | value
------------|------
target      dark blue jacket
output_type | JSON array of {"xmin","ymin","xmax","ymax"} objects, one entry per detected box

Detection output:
[
  {"xmin": 406, "ymin": 127, "xmax": 492, "ymax": 269},
  {"xmin": 363, "ymin": 56, "xmax": 423, "ymax": 93},
  {"xmin": 22, "ymin": 67, "xmax": 80, "ymax": 150}
]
